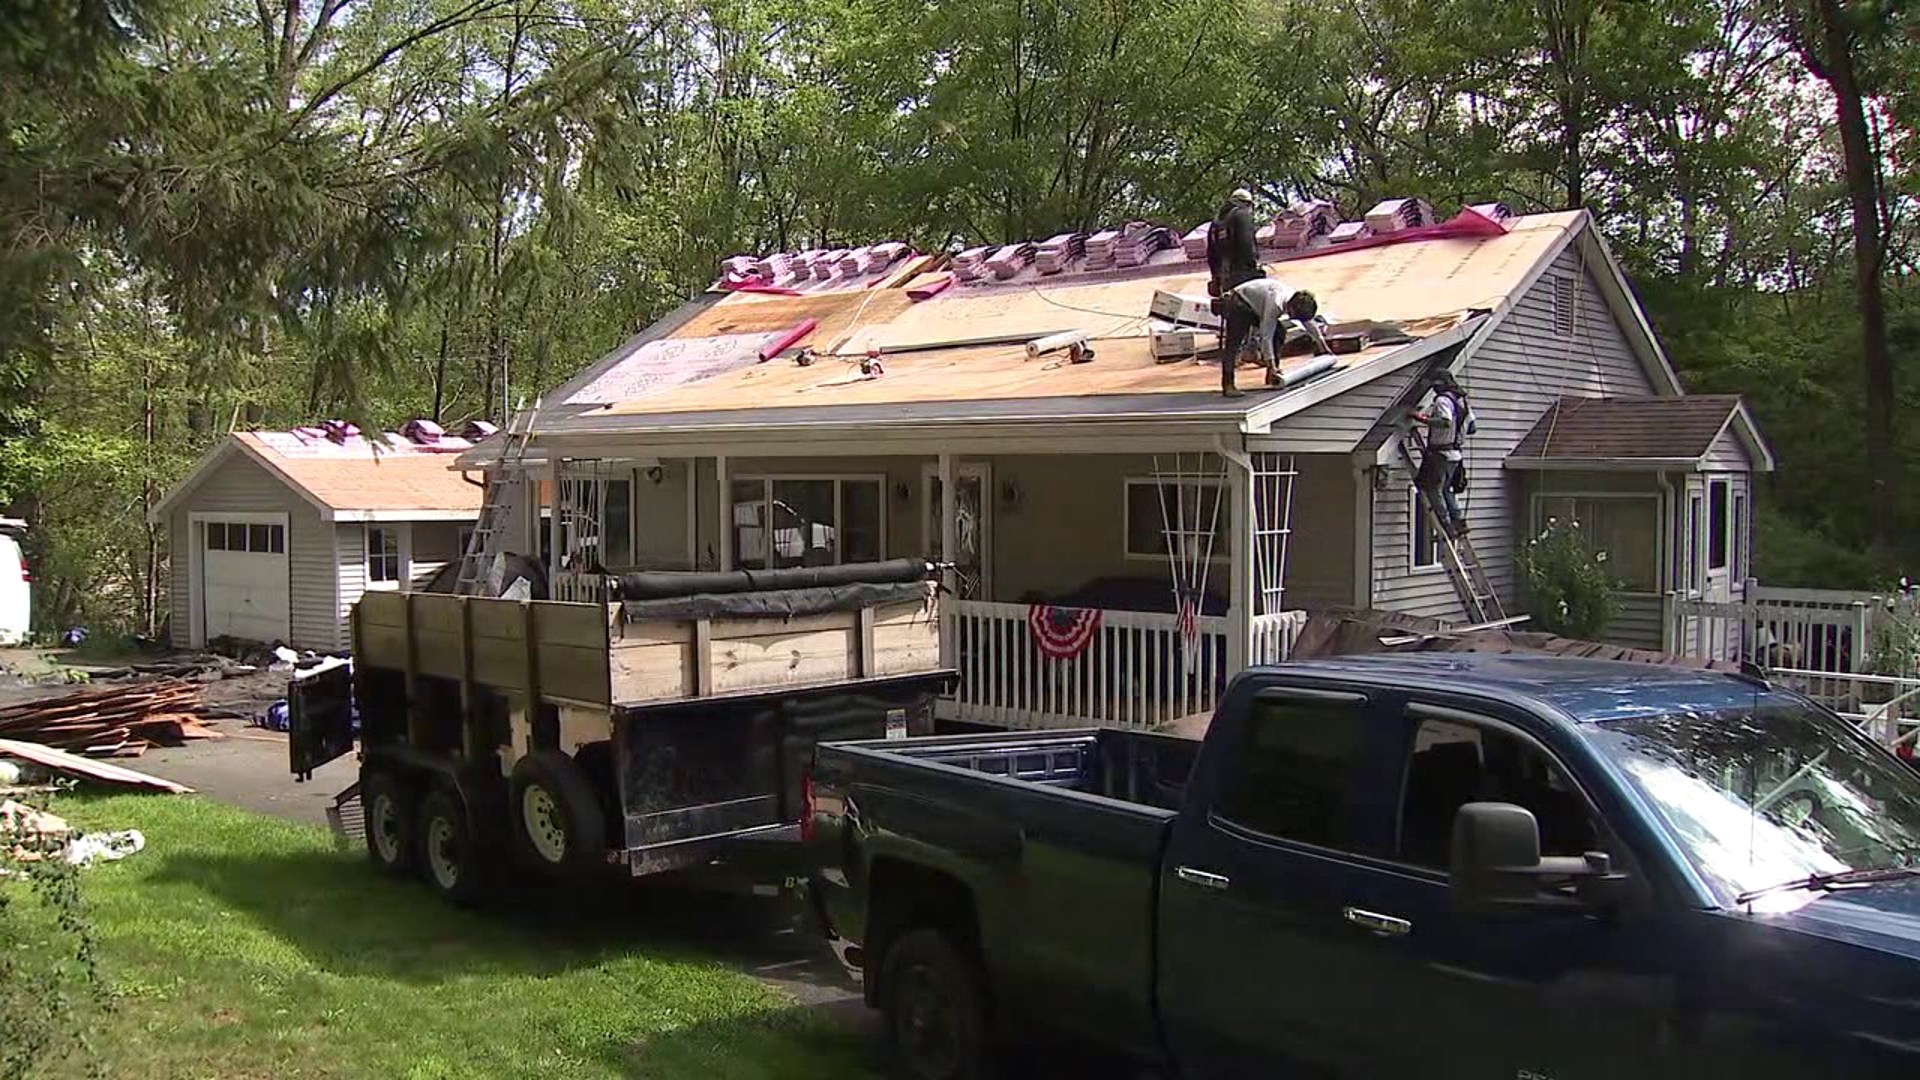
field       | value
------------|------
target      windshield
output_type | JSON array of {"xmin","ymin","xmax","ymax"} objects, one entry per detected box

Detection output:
[{"xmin": 1588, "ymin": 695, "xmax": 1920, "ymax": 910}]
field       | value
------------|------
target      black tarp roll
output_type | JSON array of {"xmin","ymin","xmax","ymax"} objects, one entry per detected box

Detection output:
[
  {"xmin": 615, "ymin": 558, "xmax": 930, "ymax": 602},
  {"xmin": 618, "ymin": 581, "xmax": 929, "ymax": 623}
]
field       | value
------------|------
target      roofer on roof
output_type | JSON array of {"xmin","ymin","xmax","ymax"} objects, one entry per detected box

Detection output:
[
  {"xmin": 1231, "ymin": 279, "xmax": 1326, "ymax": 382},
  {"xmin": 1207, "ymin": 188, "xmax": 1263, "ymax": 397}
]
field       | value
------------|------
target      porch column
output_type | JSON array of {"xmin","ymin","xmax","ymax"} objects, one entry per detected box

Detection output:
[
  {"xmin": 1228, "ymin": 454, "xmax": 1254, "ymax": 676},
  {"xmin": 715, "ymin": 454, "xmax": 730, "ymax": 572},
  {"xmin": 938, "ymin": 452, "xmax": 956, "ymax": 668}
]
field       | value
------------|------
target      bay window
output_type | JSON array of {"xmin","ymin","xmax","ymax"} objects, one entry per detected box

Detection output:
[{"xmin": 1532, "ymin": 494, "xmax": 1659, "ymax": 593}]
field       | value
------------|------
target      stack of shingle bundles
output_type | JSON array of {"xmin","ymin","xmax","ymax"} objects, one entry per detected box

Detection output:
[
  {"xmin": 816, "ymin": 249, "xmax": 856, "ymax": 281},
  {"xmin": 756, "ymin": 252, "xmax": 803, "ymax": 287},
  {"xmin": 1363, "ymin": 198, "xmax": 1435, "ymax": 234},
  {"xmin": 1328, "ymin": 220, "xmax": 1374, "ymax": 244},
  {"xmin": 1181, "ymin": 223, "xmax": 1210, "ymax": 260},
  {"xmin": 952, "ymin": 245, "xmax": 994, "ymax": 283},
  {"xmin": 1114, "ymin": 224, "xmax": 1171, "ymax": 268},
  {"xmin": 1082, "ymin": 227, "xmax": 1123, "ymax": 270},
  {"xmin": 1272, "ymin": 200, "xmax": 1338, "ymax": 249},
  {"xmin": 719, "ymin": 254, "xmax": 763, "ymax": 285},
  {"xmin": 1036, "ymin": 233, "xmax": 1086, "ymax": 274},
  {"xmin": 868, "ymin": 241, "xmax": 911, "ymax": 269},
  {"xmin": 985, "ymin": 242, "xmax": 1036, "ymax": 280}
]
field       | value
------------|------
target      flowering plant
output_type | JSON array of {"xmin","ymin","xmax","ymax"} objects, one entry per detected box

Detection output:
[{"xmin": 1518, "ymin": 517, "xmax": 1616, "ymax": 639}]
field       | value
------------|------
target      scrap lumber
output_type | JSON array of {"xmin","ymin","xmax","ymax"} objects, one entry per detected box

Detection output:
[
  {"xmin": 0, "ymin": 679, "xmax": 225, "ymax": 757},
  {"xmin": 0, "ymin": 738, "xmax": 192, "ymax": 794}
]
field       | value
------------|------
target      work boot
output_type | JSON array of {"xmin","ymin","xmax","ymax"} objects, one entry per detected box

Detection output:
[{"xmin": 1222, "ymin": 386, "xmax": 1246, "ymax": 399}]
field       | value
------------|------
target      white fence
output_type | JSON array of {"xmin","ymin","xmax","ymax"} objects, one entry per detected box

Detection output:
[
  {"xmin": 944, "ymin": 600, "xmax": 1263, "ymax": 730},
  {"xmin": 1251, "ymin": 610, "xmax": 1309, "ymax": 667},
  {"xmin": 1768, "ymin": 667, "xmax": 1920, "ymax": 752},
  {"xmin": 1664, "ymin": 582, "xmax": 1915, "ymax": 674}
]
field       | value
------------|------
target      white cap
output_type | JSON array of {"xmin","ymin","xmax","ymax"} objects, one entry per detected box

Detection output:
[{"xmin": 1230, "ymin": 188, "xmax": 1254, "ymax": 205}]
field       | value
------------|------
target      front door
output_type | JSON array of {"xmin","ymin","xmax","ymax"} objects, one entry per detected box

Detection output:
[{"xmin": 923, "ymin": 463, "xmax": 990, "ymax": 599}]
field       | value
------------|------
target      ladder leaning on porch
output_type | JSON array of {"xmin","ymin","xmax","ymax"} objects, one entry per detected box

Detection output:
[
  {"xmin": 455, "ymin": 406, "xmax": 536, "ymax": 597},
  {"xmin": 1393, "ymin": 425, "xmax": 1507, "ymax": 625}
]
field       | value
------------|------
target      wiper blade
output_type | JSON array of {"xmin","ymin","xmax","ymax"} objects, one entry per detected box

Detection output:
[{"xmin": 1736, "ymin": 865, "xmax": 1920, "ymax": 906}]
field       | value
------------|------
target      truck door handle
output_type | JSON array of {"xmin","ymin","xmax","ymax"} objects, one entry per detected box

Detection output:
[
  {"xmin": 1174, "ymin": 866, "xmax": 1231, "ymax": 890},
  {"xmin": 1343, "ymin": 907, "xmax": 1412, "ymax": 936}
]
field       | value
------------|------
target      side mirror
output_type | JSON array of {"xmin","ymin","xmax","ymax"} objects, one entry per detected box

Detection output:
[{"xmin": 1449, "ymin": 802, "xmax": 1625, "ymax": 914}]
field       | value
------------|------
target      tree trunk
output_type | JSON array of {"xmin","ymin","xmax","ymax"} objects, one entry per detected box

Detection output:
[{"xmin": 1813, "ymin": 0, "xmax": 1895, "ymax": 547}]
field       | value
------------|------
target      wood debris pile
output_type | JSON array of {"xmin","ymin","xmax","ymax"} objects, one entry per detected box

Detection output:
[{"xmin": 0, "ymin": 680, "xmax": 225, "ymax": 757}]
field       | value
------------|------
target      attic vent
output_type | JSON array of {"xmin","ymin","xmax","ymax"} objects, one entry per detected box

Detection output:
[{"xmin": 1552, "ymin": 274, "xmax": 1578, "ymax": 336}]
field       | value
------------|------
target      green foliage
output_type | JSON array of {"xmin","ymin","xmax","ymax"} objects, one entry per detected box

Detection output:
[
  {"xmin": 0, "ymin": 799, "xmax": 104, "ymax": 1080},
  {"xmin": 1519, "ymin": 517, "xmax": 1618, "ymax": 640}
]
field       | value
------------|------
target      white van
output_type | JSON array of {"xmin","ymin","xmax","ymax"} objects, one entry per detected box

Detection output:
[{"xmin": 0, "ymin": 518, "xmax": 28, "ymax": 646}]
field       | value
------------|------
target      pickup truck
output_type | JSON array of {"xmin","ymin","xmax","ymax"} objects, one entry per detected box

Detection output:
[{"xmin": 807, "ymin": 653, "xmax": 1920, "ymax": 1080}]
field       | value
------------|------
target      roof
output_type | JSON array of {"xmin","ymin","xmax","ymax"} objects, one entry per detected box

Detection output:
[
  {"xmin": 1507, "ymin": 395, "xmax": 1775, "ymax": 472},
  {"xmin": 151, "ymin": 429, "xmax": 485, "ymax": 524},
  {"xmin": 511, "ymin": 209, "xmax": 1594, "ymax": 453},
  {"xmin": 1269, "ymin": 653, "xmax": 1772, "ymax": 724}
]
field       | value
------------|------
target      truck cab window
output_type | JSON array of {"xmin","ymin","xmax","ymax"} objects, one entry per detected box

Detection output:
[
  {"xmin": 1216, "ymin": 696, "xmax": 1370, "ymax": 851},
  {"xmin": 1399, "ymin": 717, "xmax": 1600, "ymax": 871}
]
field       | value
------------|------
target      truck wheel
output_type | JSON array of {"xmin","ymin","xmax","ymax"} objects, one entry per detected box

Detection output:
[
  {"xmin": 510, "ymin": 750, "xmax": 608, "ymax": 879},
  {"xmin": 417, "ymin": 786, "xmax": 490, "ymax": 907},
  {"xmin": 880, "ymin": 928, "xmax": 991, "ymax": 1080},
  {"xmin": 361, "ymin": 770, "xmax": 415, "ymax": 878}
]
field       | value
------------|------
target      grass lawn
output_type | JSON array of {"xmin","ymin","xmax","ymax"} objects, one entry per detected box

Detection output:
[{"xmin": 33, "ymin": 794, "xmax": 879, "ymax": 1080}]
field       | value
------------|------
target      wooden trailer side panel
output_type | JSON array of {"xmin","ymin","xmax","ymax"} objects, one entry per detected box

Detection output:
[{"xmin": 355, "ymin": 592, "xmax": 611, "ymax": 707}]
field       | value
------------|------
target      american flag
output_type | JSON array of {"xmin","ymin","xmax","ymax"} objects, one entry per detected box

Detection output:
[{"xmin": 1176, "ymin": 597, "xmax": 1199, "ymax": 645}]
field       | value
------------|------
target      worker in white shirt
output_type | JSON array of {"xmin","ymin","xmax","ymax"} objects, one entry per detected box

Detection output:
[
  {"xmin": 1222, "ymin": 277, "xmax": 1325, "ymax": 395},
  {"xmin": 1412, "ymin": 369, "xmax": 1476, "ymax": 535}
]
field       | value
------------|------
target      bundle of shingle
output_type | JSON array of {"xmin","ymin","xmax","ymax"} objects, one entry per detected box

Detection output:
[
  {"xmin": 1328, "ymin": 220, "xmax": 1374, "ymax": 244},
  {"xmin": 952, "ymin": 245, "xmax": 994, "ymax": 283},
  {"xmin": 1364, "ymin": 198, "xmax": 1435, "ymax": 234},
  {"xmin": 1180, "ymin": 223, "xmax": 1210, "ymax": 260},
  {"xmin": 1464, "ymin": 202, "xmax": 1512, "ymax": 224},
  {"xmin": 755, "ymin": 252, "xmax": 803, "ymax": 286},
  {"xmin": 1036, "ymin": 233, "xmax": 1086, "ymax": 274},
  {"xmin": 985, "ymin": 242, "xmax": 1036, "ymax": 280},
  {"xmin": 1272, "ymin": 200, "xmax": 1339, "ymax": 249},
  {"xmin": 1115, "ymin": 224, "xmax": 1172, "ymax": 268}
]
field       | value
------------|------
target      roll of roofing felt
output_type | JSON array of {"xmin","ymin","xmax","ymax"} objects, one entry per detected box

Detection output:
[{"xmin": 615, "ymin": 558, "xmax": 932, "ymax": 602}]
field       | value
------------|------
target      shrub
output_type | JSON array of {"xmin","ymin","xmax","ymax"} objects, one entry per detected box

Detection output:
[{"xmin": 1519, "ymin": 516, "xmax": 1616, "ymax": 640}]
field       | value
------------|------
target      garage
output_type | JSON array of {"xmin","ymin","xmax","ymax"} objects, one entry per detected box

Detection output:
[{"xmin": 201, "ymin": 519, "xmax": 290, "ymax": 643}]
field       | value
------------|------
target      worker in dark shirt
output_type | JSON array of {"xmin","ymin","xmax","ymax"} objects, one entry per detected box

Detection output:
[{"xmin": 1207, "ymin": 188, "xmax": 1262, "ymax": 397}]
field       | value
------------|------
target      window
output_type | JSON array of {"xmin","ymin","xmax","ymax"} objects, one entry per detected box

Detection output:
[
  {"xmin": 1732, "ymin": 494, "xmax": 1747, "ymax": 580},
  {"xmin": 1534, "ymin": 494, "xmax": 1660, "ymax": 593},
  {"xmin": 1216, "ymin": 694, "xmax": 1371, "ymax": 850},
  {"xmin": 730, "ymin": 476, "xmax": 883, "ymax": 570},
  {"xmin": 1685, "ymin": 494, "xmax": 1702, "ymax": 593},
  {"xmin": 205, "ymin": 521, "xmax": 283, "ymax": 553},
  {"xmin": 1411, "ymin": 488, "xmax": 1440, "ymax": 569},
  {"xmin": 1398, "ymin": 715, "xmax": 1601, "ymax": 872},
  {"xmin": 603, "ymin": 477, "xmax": 634, "ymax": 568},
  {"xmin": 1125, "ymin": 479, "xmax": 1229, "ymax": 561},
  {"xmin": 367, "ymin": 527, "xmax": 402, "ymax": 583},
  {"xmin": 1708, "ymin": 480, "xmax": 1729, "ymax": 572}
]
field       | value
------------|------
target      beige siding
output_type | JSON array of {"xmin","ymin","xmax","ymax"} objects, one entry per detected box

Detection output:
[
  {"xmin": 165, "ymin": 451, "xmax": 337, "ymax": 651},
  {"xmin": 1373, "ymin": 244, "xmax": 1661, "ymax": 621},
  {"xmin": 635, "ymin": 459, "xmax": 695, "ymax": 569},
  {"xmin": 1283, "ymin": 456, "xmax": 1356, "ymax": 610},
  {"xmin": 337, "ymin": 523, "xmax": 367, "ymax": 638}
]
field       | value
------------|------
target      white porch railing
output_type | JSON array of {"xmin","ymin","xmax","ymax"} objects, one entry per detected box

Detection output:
[
  {"xmin": 1662, "ymin": 582, "xmax": 1909, "ymax": 673},
  {"xmin": 946, "ymin": 600, "xmax": 1244, "ymax": 730},
  {"xmin": 1251, "ymin": 610, "xmax": 1309, "ymax": 666}
]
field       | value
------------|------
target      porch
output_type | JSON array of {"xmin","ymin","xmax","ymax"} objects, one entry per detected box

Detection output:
[{"xmin": 536, "ymin": 447, "xmax": 1335, "ymax": 731}]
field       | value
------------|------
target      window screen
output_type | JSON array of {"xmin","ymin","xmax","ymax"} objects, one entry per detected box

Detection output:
[
  {"xmin": 1126, "ymin": 479, "xmax": 1228, "ymax": 560},
  {"xmin": 603, "ymin": 478, "xmax": 633, "ymax": 568},
  {"xmin": 1216, "ymin": 695, "xmax": 1370, "ymax": 850},
  {"xmin": 1709, "ymin": 480, "xmax": 1729, "ymax": 571},
  {"xmin": 367, "ymin": 527, "xmax": 401, "ymax": 583},
  {"xmin": 1534, "ymin": 495, "xmax": 1659, "ymax": 591}
]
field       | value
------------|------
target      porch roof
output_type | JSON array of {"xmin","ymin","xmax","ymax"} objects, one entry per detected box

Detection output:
[
  {"xmin": 1505, "ymin": 395, "xmax": 1775, "ymax": 472},
  {"xmin": 505, "ymin": 211, "xmax": 1582, "ymax": 451}
]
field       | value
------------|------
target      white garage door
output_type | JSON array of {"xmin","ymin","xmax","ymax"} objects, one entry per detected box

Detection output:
[{"xmin": 202, "ymin": 520, "xmax": 290, "ymax": 644}]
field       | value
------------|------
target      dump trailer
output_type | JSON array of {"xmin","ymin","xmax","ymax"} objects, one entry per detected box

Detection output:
[{"xmin": 290, "ymin": 558, "xmax": 953, "ymax": 904}]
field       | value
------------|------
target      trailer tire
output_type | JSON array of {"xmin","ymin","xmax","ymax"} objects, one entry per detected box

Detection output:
[
  {"xmin": 361, "ymin": 770, "xmax": 416, "ymax": 878},
  {"xmin": 879, "ymin": 928, "xmax": 992, "ymax": 1080},
  {"xmin": 417, "ymin": 785, "xmax": 490, "ymax": 907},
  {"xmin": 510, "ymin": 750, "xmax": 607, "ymax": 880}
]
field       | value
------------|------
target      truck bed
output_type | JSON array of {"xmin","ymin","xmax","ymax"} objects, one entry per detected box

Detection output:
[{"xmin": 810, "ymin": 727, "xmax": 1199, "ymax": 1059}]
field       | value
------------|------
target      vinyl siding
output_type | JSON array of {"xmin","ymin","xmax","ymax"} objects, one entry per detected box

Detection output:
[
  {"xmin": 165, "ymin": 452, "xmax": 337, "ymax": 651},
  {"xmin": 410, "ymin": 521, "xmax": 463, "ymax": 588},
  {"xmin": 1704, "ymin": 427, "xmax": 1750, "ymax": 473},
  {"xmin": 336, "ymin": 524, "xmax": 367, "ymax": 638},
  {"xmin": 1373, "ymin": 244, "xmax": 1661, "ymax": 622},
  {"xmin": 1263, "ymin": 368, "xmax": 1422, "ymax": 452}
]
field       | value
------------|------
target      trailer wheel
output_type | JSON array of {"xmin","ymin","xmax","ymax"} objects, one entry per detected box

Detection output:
[
  {"xmin": 417, "ymin": 786, "xmax": 490, "ymax": 906},
  {"xmin": 510, "ymin": 750, "xmax": 607, "ymax": 879},
  {"xmin": 880, "ymin": 928, "xmax": 991, "ymax": 1080},
  {"xmin": 361, "ymin": 770, "xmax": 415, "ymax": 878}
]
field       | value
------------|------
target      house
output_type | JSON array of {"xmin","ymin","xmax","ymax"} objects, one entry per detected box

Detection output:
[
  {"xmin": 152, "ymin": 423, "xmax": 485, "ymax": 651},
  {"xmin": 462, "ymin": 205, "xmax": 1773, "ymax": 729}
]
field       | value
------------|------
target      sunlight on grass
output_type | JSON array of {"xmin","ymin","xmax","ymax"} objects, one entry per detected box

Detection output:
[{"xmin": 42, "ymin": 794, "xmax": 875, "ymax": 1079}]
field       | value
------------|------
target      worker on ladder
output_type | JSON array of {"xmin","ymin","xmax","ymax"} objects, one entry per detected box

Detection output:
[{"xmin": 1412, "ymin": 370, "xmax": 1475, "ymax": 536}]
